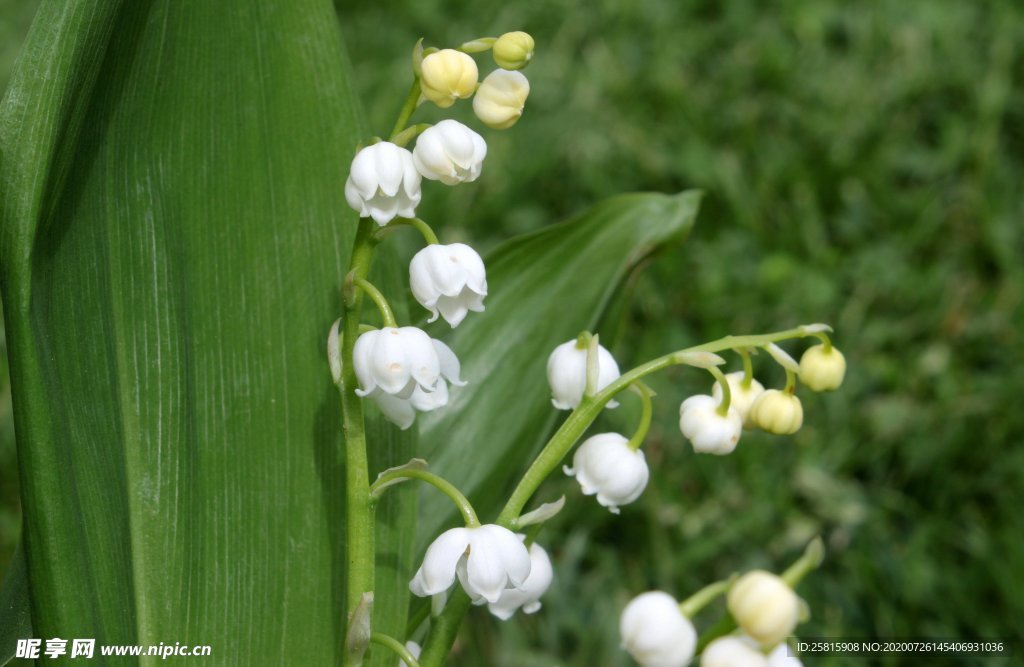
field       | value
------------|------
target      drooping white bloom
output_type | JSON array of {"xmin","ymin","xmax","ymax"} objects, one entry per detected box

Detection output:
[
  {"xmin": 711, "ymin": 372, "xmax": 766, "ymax": 428},
  {"xmin": 767, "ymin": 643, "xmax": 803, "ymax": 667},
  {"xmin": 344, "ymin": 142, "xmax": 421, "ymax": 225},
  {"xmin": 410, "ymin": 524, "xmax": 531, "ymax": 604},
  {"xmin": 420, "ymin": 49, "xmax": 479, "ymax": 108},
  {"xmin": 409, "ymin": 243, "xmax": 487, "ymax": 327},
  {"xmin": 412, "ymin": 120, "xmax": 487, "ymax": 185},
  {"xmin": 362, "ymin": 337, "xmax": 465, "ymax": 430},
  {"xmin": 727, "ymin": 571, "xmax": 801, "ymax": 647},
  {"xmin": 473, "ymin": 69, "xmax": 530, "ymax": 129},
  {"xmin": 679, "ymin": 395, "xmax": 743, "ymax": 455},
  {"xmin": 798, "ymin": 344, "xmax": 846, "ymax": 392},
  {"xmin": 701, "ymin": 636, "xmax": 767, "ymax": 667},
  {"xmin": 398, "ymin": 641, "xmax": 421, "ymax": 667},
  {"xmin": 353, "ymin": 327, "xmax": 441, "ymax": 398},
  {"xmin": 488, "ymin": 540, "xmax": 553, "ymax": 620},
  {"xmin": 564, "ymin": 433, "xmax": 649, "ymax": 513},
  {"xmin": 620, "ymin": 591, "xmax": 697, "ymax": 667},
  {"xmin": 748, "ymin": 390, "xmax": 803, "ymax": 435},
  {"xmin": 547, "ymin": 339, "xmax": 621, "ymax": 410}
]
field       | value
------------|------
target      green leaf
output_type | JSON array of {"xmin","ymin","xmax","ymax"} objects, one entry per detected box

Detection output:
[
  {"xmin": 0, "ymin": 542, "xmax": 32, "ymax": 666},
  {"xmin": 417, "ymin": 191, "xmax": 700, "ymax": 545},
  {"xmin": 0, "ymin": 1, "xmax": 412, "ymax": 665}
]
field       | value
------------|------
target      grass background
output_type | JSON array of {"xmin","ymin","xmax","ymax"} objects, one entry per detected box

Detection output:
[{"xmin": 3, "ymin": 0, "xmax": 1023, "ymax": 665}]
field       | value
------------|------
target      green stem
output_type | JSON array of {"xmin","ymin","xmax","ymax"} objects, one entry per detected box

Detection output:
[
  {"xmin": 341, "ymin": 219, "xmax": 379, "ymax": 642},
  {"xmin": 380, "ymin": 217, "xmax": 440, "ymax": 245},
  {"xmin": 584, "ymin": 333, "xmax": 600, "ymax": 397},
  {"xmin": 370, "ymin": 469, "xmax": 480, "ymax": 527},
  {"xmin": 679, "ymin": 578, "xmax": 734, "ymax": 618},
  {"xmin": 813, "ymin": 332, "xmax": 833, "ymax": 352},
  {"xmin": 370, "ymin": 633, "xmax": 421, "ymax": 667},
  {"xmin": 738, "ymin": 348, "xmax": 754, "ymax": 389},
  {"xmin": 353, "ymin": 276, "xmax": 397, "ymax": 328},
  {"xmin": 708, "ymin": 366, "xmax": 731, "ymax": 416},
  {"xmin": 392, "ymin": 123, "xmax": 433, "ymax": 148},
  {"xmin": 390, "ymin": 79, "xmax": 422, "ymax": 141},
  {"xmin": 784, "ymin": 368, "xmax": 797, "ymax": 394},
  {"xmin": 417, "ymin": 324, "xmax": 829, "ymax": 665},
  {"xmin": 782, "ymin": 537, "xmax": 825, "ymax": 588},
  {"xmin": 696, "ymin": 614, "xmax": 738, "ymax": 654},
  {"xmin": 626, "ymin": 383, "xmax": 654, "ymax": 451},
  {"xmin": 405, "ymin": 601, "xmax": 431, "ymax": 638}
]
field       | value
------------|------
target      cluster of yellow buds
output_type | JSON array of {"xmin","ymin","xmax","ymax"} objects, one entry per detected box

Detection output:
[{"xmin": 417, "ymin": 31, "xmax": 534, "ymax": 129}]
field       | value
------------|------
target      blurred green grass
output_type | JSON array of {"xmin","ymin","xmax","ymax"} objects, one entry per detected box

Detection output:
[{"xmin": 4, "ymin": 0, "xmax": 1024, "ymax": 665}]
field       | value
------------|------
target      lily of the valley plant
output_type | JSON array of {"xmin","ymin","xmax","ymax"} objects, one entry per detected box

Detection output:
[{"xmin": 332, "ymin": 31, "xmax": 846, "ymax": 667}]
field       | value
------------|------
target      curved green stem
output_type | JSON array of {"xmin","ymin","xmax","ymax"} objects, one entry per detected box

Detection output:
[
  {"xmin": 784, "ymin": 368, "xmax": 797, "ymax": 394},
  {"xmin": 341, "ymin": 219, "xmax": 378, "ymax": 635},
  {"xmin": 626, "ymin": 383, "xmax": 654, "ymax": 451},
  {"xmin": 370, "ymin": 633, "xmax": 421, "ymax": 667},
  {"xmin": 782, "ymin": 537, "xmax": 825, "ymax": 587},
  {"xmin": 390, "ymin": 78, "xmax": 422, "ymax": 141},
  {"xmin": 370, "ymin": 469, "xmax": 480, "ymax": 527},
  {"xmin": 679, "ymin": 577, "xmax": 734, "ymax": 618},
  {"xmin": 708, "ymin": 366, "xmax": 731, "ymax": 416},
  {"xmin": 392, "ymin": 123, "xmax": 433, "ymax": 148},
  {"xmin": 738, "ymin": 347, "xmax": 754, "ymax": 389},
  {"xmin": 353, "ymin": 276, "xmax": 397, "ymax": 328},
  {"xmin": 584, "ymin": 333, "xmax": 600, "ymax": 397},
  {"xmin": 813, "ymin": 332, "xmax": 833, "ymax": 352},
  {"xmin": 382, "ymin": 217, "xmax": 440, "ymax": 245},
  {"xmin": 696, "ymin": 614, "xmax": 738, "ymax": 654}
]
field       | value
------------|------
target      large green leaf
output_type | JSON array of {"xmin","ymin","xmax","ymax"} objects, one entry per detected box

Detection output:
[
  {"xmin": 0, "ymin": 1, "xmax": 413, "ymax": 665},
  {"xmin": 417, "ymin": 191, "xmax": 700, "ymax": 545}
]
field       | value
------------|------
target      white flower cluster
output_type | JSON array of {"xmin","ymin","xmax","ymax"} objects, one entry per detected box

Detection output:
[
  {"xmin": 620, "ymin": 572, "xmax": 804, "ymax": 667},
  {"xmin": 342, "ymin": 34, "xmax": 539, "ymax": 429}
]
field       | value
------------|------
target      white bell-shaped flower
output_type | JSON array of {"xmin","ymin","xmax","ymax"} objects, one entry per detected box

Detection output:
[
  {"xmin": 727, "ymin": 571, "xmax": 800, "ymax": 647},
  {"xmin": 711, "ymin": 372, "xmax": 766, "ymax": 428},
  {"xmin": 409, "ymin": 243, "xmax": 487, "ymax": 327},
  {"xmin": 362, "ymin": 337, "xmax": 465, "ymax": 430},
  {"xmin": 679, "ymin": 395, "xmax": 743, "ymax": 455},
  {"xmin": 564, "ymin": 433, "xmax": 649, "ymax": 513},
  {"xmin": 547, "ymin": 339, "xmax": 621, "ymax": 410},
  {"xmin": 412, "ymin": 120, "xmax": 487, "ymax": 185},
  {"xmin": 488, "ymin": 540, "xmax": 553, "ymax": 620},
  {"xmin": 767, "ymin": 643, "xmax": 803, "ymax": 667},
  {"xmin": 473, "ymin": 69, "xmax": 530, "ymax": 129},
  {"xmin": 344, "ymin": 142, "xmax": 422, "ymax": 225},
  {"xmin": 620, "ymin": 591, "xmax": 697, "ymax": 667},
  {"xmin": 410, "ymin": 524, "xmax": 532, "ymax": 604},
  {"xmin": 701, "ymin": 636, "xmax": 768, "ymax": 667},
  {"xmin": 353, "ymin": 327, "xmax": 440, "ymax": 398}
]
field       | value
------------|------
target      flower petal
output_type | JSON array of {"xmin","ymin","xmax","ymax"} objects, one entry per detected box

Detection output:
[{"xmin": 410, "ymin": 528, "xmax": 471, "ymax": 597}]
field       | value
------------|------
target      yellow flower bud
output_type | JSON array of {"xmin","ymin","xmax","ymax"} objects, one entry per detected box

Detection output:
[
  {"xmin": 473, "ymin": 69, "xmax": 530, "ymax": 129},
  {"xmin": 749, "ymin": 389, "xmax": 803, "ymax": 435},
  {"xmin": 420, "ymin": 49, "xmax": 479, "ymax": 108},
  {"xmin": 492, "ymin": 31, "xmax": 535, "ymax": 70},
  {"xmin": 798, "ymin": 344, "xmax": 846, "ymax": 391},
  {"xmin": 727, "ymin": 570, "xmax": 801, "ymax": 647}
]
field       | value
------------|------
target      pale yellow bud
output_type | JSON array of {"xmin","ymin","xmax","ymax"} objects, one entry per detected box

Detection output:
[
  {"xmin": 492, "ymin": 31, "xmax": 535, "ymax": 70},
  {"xmin": 420, "ymin": 49, "xmax": 479, "ymax": 108},
  {"xmin": 727, "ymin": 571, "xmax": 800, "ymax": 647},
  {"xmin": 473, "ymin": 69, "xmax": 530, "ymax": 129},
  {"xmin": 798, "ymin": 344, "xmax": 846, "ymax": 391},
  {"xmin": 749, "ymin": 389, "xmax": 803, "ymax": 435}
]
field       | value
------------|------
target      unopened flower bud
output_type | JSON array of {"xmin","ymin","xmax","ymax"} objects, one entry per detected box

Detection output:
[
  {"xmin": 564, "ymin": 433, "xmax": 649, "ymax": 513},
  {"xmin": 701, "ymin": 636, "xmax": 767, "ymax": 667},
  {"xmin": 547, "ymin": 338, "xmax": 621, "ymax": 410},
  {"xmin": 420, "ymin": 49, "xmax": 479, "ymax": 108},
  {"xmin": 473, "ymin": 69, "xmax": 530, "ymax": 129},
  {"xmin": 711, "ymin": 372, "xmax": 766, "ymax": 427},
  {"xmin": 679, "ymin": 395, "xmax": 743, "ymax": 455},
  {"xmin": 748, "ymin": 390, "xmax": 803, "ymax": 435},
  {"xmin": 798, "ymin": 344, "xmax": 846, "ymax": 392},
  {"xmin": 727, "ymin": 571, "xmax": 800, "ymax": 647},
  {"xmin": 492, "ymin": 31, "xmax": 535, "ymax": 70},
  {"xmin": 620, "ymin": 591, "xmax": 697, "ymax": 667},
  {"xmin": 413, "ymin": 119, "xmax": 487, "ymax": 185}
]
